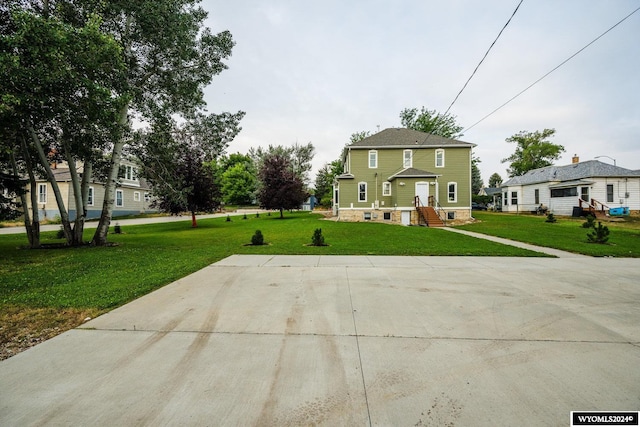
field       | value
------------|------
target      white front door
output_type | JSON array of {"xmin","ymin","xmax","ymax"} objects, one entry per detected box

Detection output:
[{"xmin": 415, "ymin": 182, "xmax": 429, "ymax": 206}]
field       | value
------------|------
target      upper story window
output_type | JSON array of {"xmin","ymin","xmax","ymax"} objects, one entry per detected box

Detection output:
[
  {"xmin": 382, "ymin": 181, "xmax": 391, "ymax": 197},
  {"xmin": 403, "ymin": 150, "xmax": 412, "ymax": 168},
  {"xmin": 87, "ymin": 186, "xmax": 94, "ymax": 206},
  {"xmin": 368, "ymin": 150, "xmax": 378, "ymax": 168},
  {"xmin": 435, "ymin": 149, "xmax": 445, "ymax": 168},
  {"xmin": 119, "ymin": 164, "xmax": 139, "ymax": 183}
]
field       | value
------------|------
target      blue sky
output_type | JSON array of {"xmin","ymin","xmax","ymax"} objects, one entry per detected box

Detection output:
[{"xmin": 201, "ymin": 0, "xmax": 640, "ymax": 184}]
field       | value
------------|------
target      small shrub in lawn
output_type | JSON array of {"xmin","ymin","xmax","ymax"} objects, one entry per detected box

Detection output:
[
  {"xmin": 251, "ymin": 230, "xmax": 264, "ymax": 245},
  {"xmin": 256, "ymin": 212, "xmax": 260, "ymax": 218},
  {"xmin": 582, "ymin": 215, "xmax": 596, "ymax": 228},
  {"xmin": 56, "ymin": 227, "xmax": 65, "ymax": 239},
  {"xmin": 587, "ymin": 221, "xmax": 610, "ymax": 244},
  {"xmin": 243, "ymin": 214, "xmax": 248, "ymax": 220},
  {"xmin": 226, "ymin": 215, "xmax": 231, "ymax": 222},
  {"xmin": 545, "ymin": 213, "xmax": 557, "ymax": 223},
  {"xmin": 114, "ymin": 223, "xmax": 122, "ymax": 234},
  {"xmin": 311, "ymin": 228, "xmax": 326, "ymax": 246}
]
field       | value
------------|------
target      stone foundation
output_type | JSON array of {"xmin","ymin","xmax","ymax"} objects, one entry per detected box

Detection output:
[{"xmin": 335, "ymin": 208, "xmax": 472, "ymax": 225}]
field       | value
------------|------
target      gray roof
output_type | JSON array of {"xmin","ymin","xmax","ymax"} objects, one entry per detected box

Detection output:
[
  {"xmin": 503, "ymin": 160, "xmax": 640, "ymax": 186},
  {"xmin": 349, "ymin": 128, "xmax": 475, "ymax": 149},
  {"xmin": 388, "ymin": 168, "xmax": 440, "ymax": 181}
]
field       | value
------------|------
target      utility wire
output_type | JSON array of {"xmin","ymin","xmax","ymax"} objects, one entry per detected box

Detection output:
[
  {"xmin": 444, "ymin": 0, "xmax": 524, "ymax": 116},
  {"xmin": 463, "ymin": 4, "xmax": 640, "ymax": 133}
]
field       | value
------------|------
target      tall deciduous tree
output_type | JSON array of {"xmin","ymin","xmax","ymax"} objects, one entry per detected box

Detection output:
[
  {"xmin": 257, "ymin": 154, "xmax": 307, "ymax": 219},
  {"xmin": 134, "ymin": 111, "xmax": 244, "ymax": 227},
  {"xmin": 88, "ymin": 0, "xmax": 237, "ymax": 245},
  {"xmin": 249, "ymin": 142, "xmax": 315, "ymax": 186},
  {"xmin": 399, "ymin": 107, "xmax": 464, "ymax": 139},
  {"xmin": 488, "ymin": 173, "xmax": 503, "ymax": 188},
  {"xmin": 502, "ymin": 129, "xmax": 564, "ymax": 177}
]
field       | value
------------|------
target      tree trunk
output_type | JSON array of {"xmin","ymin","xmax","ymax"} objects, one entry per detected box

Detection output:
[
  {"xmin": 92, "ymin": 102, "xmax": 129, "ymax": 246},
  {"xmin": 26, "ymin": 122, "xmax": 73, "ymax": 243},
  {"xmin": 11, "ymin": 147, "xmax": 40, "ymax": 248},
  {"xmin": 63, "ymin": 139, "xmax": 85, "ymax": 246},
  {"xmin": 279, "ymin": 208, "xmax": 284, "ymax": 219},
  {"xmin": 191, "ymin": 211, "xmax": 197, "ymax": 228}
]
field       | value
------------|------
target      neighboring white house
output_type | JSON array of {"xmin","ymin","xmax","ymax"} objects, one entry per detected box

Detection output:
[
  {"xmin": 501, "ymin": 158, "xmax": 640, "ymax": 216},
  {"xmin": 29, "ymin": 159, "xmax": 156, "ymax": 221}
]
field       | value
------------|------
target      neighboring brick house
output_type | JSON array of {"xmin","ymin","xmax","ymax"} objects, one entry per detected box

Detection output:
[
  {"xmin": 30, "ymin": 160, "xmax": 156, "ymax": 221},
  {"xmin": 501, "ymin": 157, "xmax": 640, "ymax": 216},
  {"xmin": 333, "ymin": 128, "xmax": 476, "ymax": 226}
]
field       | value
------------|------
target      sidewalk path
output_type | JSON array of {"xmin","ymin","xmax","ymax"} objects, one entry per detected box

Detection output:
[{"xmin": 443, "ymin": 227, "xmax": 589, "ymax": 258}]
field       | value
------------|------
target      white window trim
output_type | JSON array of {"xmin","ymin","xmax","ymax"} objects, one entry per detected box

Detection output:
[
  {"xmin": 368, "ymin": 150, "xmax": 378, "ymax": 169},
  {"xmin": 403, "ymin": 150, "xmax": 412, "ymax": 168},
  {"xmin": 38, "ymin": 184, "xmax": 47, "ymax": 204},
  {"xmin": 435, "ymin": 149, "xmax": 445, "ymax": 168},
  {"xmin": 88, "ymin": 186, "xmax": 94, "ymax": 206},
  {"xmin": 134, "ymin": 191, "xmax": 141, "ymax": 202},
  {"xmin": 447, "ymin": 182, "xmax": 457, "ymax": 203},
  {"xmin": 116, "ymin": 189, "xmax": 124, "ymax": 207},
  {"xmin": 382, "ymin": 181, "xmax": 391, "ymax": 197},
  {"xmin": 358, "ymin": 181, "xmax": 367, "ymax": 202}
]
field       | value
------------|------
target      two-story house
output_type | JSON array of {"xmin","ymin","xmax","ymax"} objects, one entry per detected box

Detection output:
[
  {"xmin": 31, "ymin": 159, "xmax": 156, "ymax": 221},
  {"xmin": 333, "ymin": 128, "xmax": 476, "ymax": 226}
]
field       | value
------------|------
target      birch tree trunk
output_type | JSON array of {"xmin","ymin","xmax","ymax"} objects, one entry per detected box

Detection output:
[
  {"xmin": 92, "ymin": 102, "xmax": 129, "ymax": 246},
  {"xmin": 11, "ymin": 147, "xmax": 40, "ymax": 248},
  {"xmin": 63, "ymin": 139, "xmax": 86, "ymax": 245},
  {"xmin": 26, "ymin": 123, "xmax": 73, "ymax": 243}
]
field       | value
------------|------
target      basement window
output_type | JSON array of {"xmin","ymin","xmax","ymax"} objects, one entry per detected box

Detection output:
[
  {"xmin": 383, "ymin": 212, "xmax": 391, "ymax": 220},
  {"xmin": 447, "ymin": 211, "xmax": 455, "ymax": 220},
  {"xmin": 363, "ymin": 212, "xmax": 372, "ymax": 220}
]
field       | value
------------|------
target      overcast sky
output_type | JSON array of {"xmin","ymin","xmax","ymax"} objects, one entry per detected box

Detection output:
[{"xmin": 201, "ymin": 0, "xmax": 639, "ymax": 185}]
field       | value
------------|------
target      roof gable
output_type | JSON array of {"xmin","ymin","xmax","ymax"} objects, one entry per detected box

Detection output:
[{"xmin": 349, "ymin": 128, "xmax": 475, "ymax": 149}]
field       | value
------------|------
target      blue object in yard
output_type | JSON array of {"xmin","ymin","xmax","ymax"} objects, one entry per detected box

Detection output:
[{"xmin": 609, "ymin": 207, "xmax": 629, "ymax": 216}]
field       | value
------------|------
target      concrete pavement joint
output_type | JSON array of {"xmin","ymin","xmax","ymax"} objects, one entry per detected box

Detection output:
[
  {"xmin": 75, "ymin": 327, "xmax": 637, "ymax": 346},
  {"xmin": 346, "ymin": 267, "xmax": 373, "ymax": 427}
]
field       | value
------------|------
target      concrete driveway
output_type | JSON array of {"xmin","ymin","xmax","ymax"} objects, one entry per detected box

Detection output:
[{"xmin": 1, "ymin": 255, "xmax": 639, "ymax": 426}]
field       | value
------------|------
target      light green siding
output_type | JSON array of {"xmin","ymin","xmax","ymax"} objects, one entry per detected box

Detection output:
[{"xmin": 338, "ymin": 146, "xmax": 472, "ymax": 208}]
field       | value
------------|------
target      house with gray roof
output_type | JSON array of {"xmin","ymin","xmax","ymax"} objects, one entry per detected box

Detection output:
[
  {"xmin": 501, "ymin": 157, "xmax": 640, "ymax": 216},
  {"xmin": 334, "ymin": 128, "xmax": 476, "ymax": 225}
]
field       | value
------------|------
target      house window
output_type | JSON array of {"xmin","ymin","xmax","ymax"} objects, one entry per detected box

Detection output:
[
  {"xmin": 358, "ymin": 182, "xmax": 367, "ymax": 202},
  {"xmin": 447, "ymin": 211, "xmax": 456, "ymax": 220},
  {"xmin": 581, "ymin": 187, "xmax": 589, "ymax": 202},
  {"xmin": 134, "ymin": 191, "xmax": 141, "ymax": 202},
  {"xmin": 550, "ymin": 187, "xmax": 577, "ymax": 198},
  {"xmin": 534, "ymin": 189, "xmax": 539, "ymax": 205},
  {"xmin": 503, "ymin": 192, "xmax": 508, "ymax": 206},
  {"xmin": 448, "ymin": 182, "xmax": 457, "ymax": 203},
  {"xmin": 435, "ymin": 149, "xmax": 445, "ymax": 168},
  {"xmin": 38, "ymin": 184, "xmax": 47, "ymax": 204},
  {"xmin": 363, "ymin": 212, "xmax": 372, "ymax": 220},
  {"xmin": 511, "ymin": 191, "xmax": 518, "ymax": 205},
  {"xmin": 144, "ymin": 192, "xmax": 151, "ymax": 202},
  {"xmin": 383, "ymin": 212, "xmax": 391, "ymax": 220},
  {"xmin": 116, "ymin": 190, "xmax": 124, "ymax": 207},
  {"xmin": 403, "ymin": 150, "xmax": 412, "ymax": 168},
  {"xmin": 87, "ymin": 186, "xmax": 94, "ymax": 206},
  {"xmin": 368, "ymin": 150, "xmax": 377, "ymax": 168},
  {"xmin": 606, "ymin": 184, "xmax": 614, "ymax": 203},
  {"xmin": 382, "ymin": 182, "xmax": 391, "ymax": 197}
]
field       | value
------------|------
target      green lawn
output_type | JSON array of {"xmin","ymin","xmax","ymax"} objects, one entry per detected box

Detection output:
[
  {"xmin": 1, "ymin": 211, "xmax": 542, "ymax": 312},
  {"xmin": 457, "ymin": 211, "xmax": 640, "ymax": 257}
]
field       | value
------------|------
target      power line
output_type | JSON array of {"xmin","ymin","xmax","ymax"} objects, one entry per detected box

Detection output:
[
  {"xmin": 444, "ymin": 0, "xmax": 524, "ymax": 116},
  {"xmin": 463, "ymin": 5, "xmax": 640, "ymax": 133}
]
